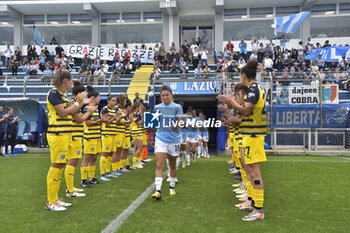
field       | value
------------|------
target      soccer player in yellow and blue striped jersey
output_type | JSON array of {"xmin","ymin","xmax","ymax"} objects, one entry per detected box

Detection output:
[
  {"xmin": 218, "ymin": 60, "xmax": 266, "ymax": 222},
  {"xmin": 80, "ymin": 86, "xmax": 108, "ymax": 187},
  {"xmin": 131, "ymin": 102, "xmax": 144, "ymax": 168},
  {"xmin": 45, "ymin": 69, "xmax": 89, "ymax": 211},
  {"xmin": 99, "ymin": 94, "xmax": 119, "ymax": 181},
  {"xmin": 65, "ymin": 81, "xmax": 97, "ymax": 198}
]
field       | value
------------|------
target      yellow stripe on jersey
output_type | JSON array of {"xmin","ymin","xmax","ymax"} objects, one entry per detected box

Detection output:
[
  {"xmin": 101, "ymin": 106, "xmax": 117, "ymax": 136},
  {"xmin": 123, "ymin": 113, "xmax": 131, "ymax": 138},
  {"xmin": 71, "ymin": 98, "xmax": 84, "ymax": 140},
  {"xmin": 227, "ymin": 124, "xmax": 235, "ymax": 134},
  {"xmin": 240, "ymin": 83, "xmax": 267, "ymax": 137},
  {"xmin": 131, "ymin": 112, "xmax": 143, "ymax": 137},
  {"xmin": 84, "ymin": 106, "xmax": 101, "ymax": 140},
  {"xmin": 47, "ymin": 88, "xmax": 73, "ymax": 135}
]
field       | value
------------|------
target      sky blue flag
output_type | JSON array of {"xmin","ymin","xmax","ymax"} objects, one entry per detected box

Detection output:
[
  {"xmin": 271, "ymin": 11, "xmax": 310, "ymax": 36},
  {"xmin": 33, "ymin": 25, "xmax": 44, "ymax": 48}
]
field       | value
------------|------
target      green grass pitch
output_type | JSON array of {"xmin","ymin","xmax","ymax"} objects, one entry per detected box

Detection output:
[{"xmin": 0, "ymin": 153, "xmax": 349, "ymax": 233}]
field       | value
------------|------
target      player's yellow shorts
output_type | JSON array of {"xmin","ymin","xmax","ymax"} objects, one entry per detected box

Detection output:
[
  {"xmin": 122, "ymin": 136, "xmax": 131, "ymax": 149},
  {"xmin": 142, "ymin": 133, "xmax": 147, "ymax": 146},
  {"xmin": 229, "ymin": 133, "xmax": 235, "ymax": 148},
  {"xmin": 84, "ymin": 139, "xmax": 101, "ymax": 154},
  {"xmin": 234, "ymin": 137, "xmax": 243, "ymax": 159},
  {"xmin": 67, "ymin": 138, "xmax": 83, "ymax": 160},
  {"xmin": 102, "ymin": 135, "xmax": 116, "ymax": 153},
  {"xmin": 242, "ymin": 136, "xmax": 266, "ymax": 165},
  {"xmin": 131, "ymin": 131, "xmax": 143, "ymax": 141},
  {"xmin": 115, "ymin": 134, "xmax": 125, "ymax": 148},
  {"xmin": 47, "ymin": 133, "xmax": 72, "ymax": 163}
]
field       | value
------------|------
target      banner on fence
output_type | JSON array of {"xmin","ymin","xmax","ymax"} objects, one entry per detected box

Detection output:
[
  {"xmin": 310, "ymin": 46, "xmax": 350, "ymax": 62},
  {"xmin": 164, "ymin": 81, "xmax": 217, "ymax": 95},
  {"xmin": 322, "ymin": 104, "xmax": 350, "ymax": 128},
  {"xmin": 289, "ymin": 85, "xmax": 319, "ymax": 105},
  {"xmin": 322, "ymin": 84, "xmax": 339, "ymax": 104},
  {"xmin": 66, "ymin": 45, "xmax": 155, "ymax": 63}
]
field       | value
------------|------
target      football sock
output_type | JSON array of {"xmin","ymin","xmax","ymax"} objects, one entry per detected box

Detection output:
[
  {"xmin": 112, "ymin": 162, "xmax": 118, "ymax": 172},
  {"xmin": 99, "ymin": 156, "xmax": 106, "ymax": 175},
  {"xmin": 186, "ymin": 154, "xmax": 190, "ymax": 163},
  {"xmin": 125, "ymin": 157, "xmax": 130, "ymax": 166},
  {"xmin": 88, "ymin": 166, "xmax": 96, "ymax": 179},
  {"xmin": 106, "ymin": 156, "xmax": 112, "ymax": 173},
  {"xmin": 176, "ymin": 157, "xmax": 180, "ymax": 170},
  {"xmin": 81, "ymin": 166, "xmax": 88, "ymax": 180},
  {"xmin": 169, "ymin": 177, "xmax": 176, "ymax": 188},
  {"xmin": 253, "ymin": 189, "xmax": 264, "ymax": 209},
  {"xmin": 57, "ymin": 167, "xmax": 63, "ymax": 197},
  {"xmin": 65, "ymin": 165, "xmax": 75, "ymax": 193},
  {"xmin": 47, "ymin": 166, "xmax": 61, "ymax": 205},
  {"xmin": 241, "ymin": 169, "xmax": 247, "ymax": 184},
  {"xmin": 197, "ymin": 146, "xmax": 201, "ymax": 156},
  {"xmin": 133, "ymin": 156, "xmax": 138, "ymax": 166},
  {"xmin": 155, "ymin": 177, "xmax": 163, "ymax": 191},
  {"xmin": 246, "ymin": 180, "xmax": 253, "ymax": 200}
]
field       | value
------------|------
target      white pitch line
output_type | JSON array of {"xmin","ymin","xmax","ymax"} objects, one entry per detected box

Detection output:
[
  {"xmin": 268, "ymin": 160, "xmax": 350, "ymax": 163},
  {"xmin": 101, "ymin": 170, "xmax": 168, "ymax": 233}
]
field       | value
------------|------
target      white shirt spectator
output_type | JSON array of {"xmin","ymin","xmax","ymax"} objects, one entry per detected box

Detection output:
[
  {"xmin": 5, "ymin": 48, "xmax": 12, "ymax": 58},
  {"xmin": 200, "ymin": 49, "xmax": 208, "ymax": 60},
  {"xmin": 251, "ymin": 41, "xmax": 259, "ymax": 52},
  {"xmin": 298, "ymin": 45, "xmax": 304, "ymax": 56},
  {"xmin": 306, "ymin": 40, "xmax": 314, "ymax": 50},
  {"xmin": 190, "ymin": 44, "xmax": 199, "ymax": 54},
  {"xmin": 99, "ymin": 63, "xmax": 109, "ymax": 76},
  {"xmin": 194, "ymin": 67, "xmax": 203, "ymax": 74},
  {"xmin": 250, "ymin": 53, "xmax": 257, "ymax": 60},
  {"xmin": 264, "ymin": 57, "xmax": 274, "ymax": 69},
  {"xmin": 311, "ymin": 79, "xmax": 319, "ymax": 87}
]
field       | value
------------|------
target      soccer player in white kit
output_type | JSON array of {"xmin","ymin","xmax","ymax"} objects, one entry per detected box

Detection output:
[
  {"xmin": 151, "ymin": 86, "xmax": 184, "ymax": 200},
  {"xmin": 199, "ymin": 113, "xmax": 210, "ymax": 158}
]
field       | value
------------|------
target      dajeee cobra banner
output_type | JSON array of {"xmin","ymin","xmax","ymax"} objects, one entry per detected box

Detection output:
[{"xmin": 66, "ymin": 45, "xmax": 155, "ymax": 63}]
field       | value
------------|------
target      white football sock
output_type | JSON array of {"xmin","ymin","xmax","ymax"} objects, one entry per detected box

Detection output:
[
  {"xmin": 155, "ymin": 177, "xmax": 163, "ymax": 191},
  {"xmin": 176, "ymin": 157, "xmax": 180, "ymax": 170},
  {"xmin": 186, "ymin": 154, "xmax": 190, "ymax": 163},
  {"xmin": 169, "ymin": 177, "xmax": 176, "ymax": 188}
]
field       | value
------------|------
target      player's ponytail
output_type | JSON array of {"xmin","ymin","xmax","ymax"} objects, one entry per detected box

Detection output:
[
  {"xmin": 240, "ymin": 60, "xmax": 257, "ymax": 81},
  {"xmin": 86, "ymin": 85, "xmax": 99, "ymax": 98},
  {"xmin": 72, "ymin": 80, "xmax": 85, "ymax": 96}
]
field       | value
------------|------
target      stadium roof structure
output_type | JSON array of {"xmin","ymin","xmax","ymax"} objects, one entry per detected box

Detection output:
[{"xmin": 0, "ymin": 0, "xmax": 342, "ymax": 15}]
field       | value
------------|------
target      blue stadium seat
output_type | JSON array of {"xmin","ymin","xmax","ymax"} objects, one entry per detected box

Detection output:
[{"xmin": 16, "ymin": 121, "xmax": 27, "ymax": 140}]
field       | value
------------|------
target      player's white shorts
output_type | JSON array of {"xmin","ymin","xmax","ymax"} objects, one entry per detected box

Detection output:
[
  {"xmin": 186, "ymin": 136, "xmax": 198, "ymax": 143},
  {"xmin": 180, "ymin": 135, "xmax": 187, "ymax": 145},
  {"xmin": 155, "ymin": 138, "xmax": 180, "ymax": 157},
  {"xmin": 202, "ymin": 136, "xmax": 209, "ymax": 142}
]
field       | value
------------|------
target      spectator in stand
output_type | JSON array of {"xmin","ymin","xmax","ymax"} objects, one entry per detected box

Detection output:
[
  {"xmin": 123, "ymin": 42, "xmax": 128, "ymax": 48},
  {"xmin": 154, "ymin": 43, "xmax": 160, "ymax": 53},
  {"xmin": 29, "ymin": 60, "xmax": 38, "ymax": 75},
  {"xmin": 53, "ymin": 57, "xmax": 61, "ymax": 70},
  {"xmin": 10, "ymin": 57, "xmax": 18, "ymax": 75},
  {"xmin": 169, "ymin": 58, "xmax": 179, "ymax": 73},
  {"xmin": 39, "ymin": 52, "xmax": 46, "ymax": 72},
  {"xmin": 4, "ymin": 45, "xmax": 12, "ymax": 69},
  {"xmin": 115, "ymin": 43, "xmax": 119, "ymax": 49},
  {"xmin": 192, "ymin": 47, "xmax": 200, "ymax": 70},
  {"xmin": 339, "ymin": 53, "xmax": 348, "ymax": 70},
  {"xmin": 15, "ymin": 47, "xmax": 22, "ymax": 67},
  {"xmin": 95, "ymin": 60, "xmax": 108, "ymax": 85},
  {"xmin": 153, "ymin": 65, "xmax": 162, "ymax": 78},
  {"xmin": 250, "ymin": 51, "xmax": 258, "ymax": 60},
  {"xmin": 112, "ymin": 52, "xmax": 120, "ymax": 67},
  {"xmin": 159, "ymin": 42, "xmax": 165, "ymax": 56},
  {"xmin": 200, "ymin": 46, "xmax": 208, "ymax": 68},
  {"xmin": 272, "ymin": 46, "xmax": 282, "ymax": 61},
  {"xmin": 23, "ymin": 59, "xmax": 30, "ymax": 75},
  {"xmin": 133, "ymin": 92, "xmax": 144, "ymax": 104},
  {"xmin": 258, "ymin": 42, "xmax": 264, "ymax": 63},
  {"xmin": 140, "ymin": 41, "xmax": 147, "ymax": 50},
  {"xmin": 27, "ymin": 44, "xmax": 34, "ymax": 62},
  {"xmin": 310, "ymin": 75, "xmax": 320, "ymax": 87},
  {"xmin": 180, "ymin": 64, "xmax": 188, "ymax": 74},
  {"xmin": 67, "ymin": 56, "xmax": 75, "ymax": 71},
  {"xmin": 122, "ymin": 52, "xmax": 130, "ymax": 65},
  {"xmin": 124, "ymin": 61, "xmax": 133, "ymax": 74},
  {"xmin": 194, "ymin": 64, "xmax": 203, "ymax": 74},
  {"xmin": 263, "ymin": 55, "xmax": 274, "ymax": 72},
  {"xmin": 291, "ymin": 49, "xmax": 298, "ymax": 61},
  {"xmin": 222, "ymin": 58, "xmax": 230, "ymax": 72},
  {"xmin": 181, "ymin": 40, "xmax": 190, "ymax": 60},
  {"xmin": 203, "ymin": 64, "xmax": 211, "ymax": 73},
  {"xmin": 134, "ymin": 55, "xmax": 141, "ymax": 70},
  {"xmin": 284, "ymin": 56, "xmax": 293, "ymax": 70},
  {"xmin": 239, "ymin": 40, "xmax": 247, "ymax": 61},
  {"xmin": 196, "ymin": 37, "xmax": 201, "ymax": 47},
  {"xmin": 315, "ymin": 54, "xmax": 325, "ymax": 69},
  {"xmin": 274, "ymin": 56, "xmax": 284, "ymax": 72},
  {"xmin": 311, "ymin": 61, "xmax": 319, "ymax": 72},
  {"xmin": 229, "ymin": 60, "xmax": 239, "ymax": 73},
  {"xmin": 281, "ymin": 68, "xmax": 290, "ymax": 85},
  {"xmin": 113, "ymin": 59, "xmax": 123, "ymax": 79},
  {"xmin": 290, "ymin": 62, "xmax": 301, "ymax": 73},
  {"xmin": 55, "ymin": 43, "xmax": 64, "ymax": 58},
  {"xmin": 323, "ymin": 40, "xmax": 331, "ymax": 48},
  {"xmin": 279, "ymin": 35, "xmax": 290, "ymax": 52},
  {"xmin": 169, "ymin": 42, "xmax": 177, "ymax": 62},
  {"xmin": 268, "ymin": 37, "xmax": 275, "ymax": 53},
  {"xmin": 238, "ymin": 57, "xmax": 246, "ymax": 69},
  {"xmin": 190, "ymin": 40, "xmax": 199, "ymax": 55},
  {"xmin": 0, "ymin": 65, "xmax": 3, "ymax": 76},
  {"xmin": 298, "ymin": 41, "xmax": 304, "ymax": 57},
  {"xmin": 161, "ymin": 51, "xmax": 169, "ymax": 71},
  {"xmin": 226, "ymin": 40, "xmax": 234, "ymax": 53},
  {"xmin": 42, "ymin": 66, "xmax": 54, "ymax": 85},
  {"xmin": 82, "ymin": 54, "xmax": 91, "ymax": 70},
  {"xmin": 215, "ymin": 63, "xmax": 222, "ymax": 73},
  {"xmin": 328, "ymin": 61, "xmax": 338, "ymax": 71},
  {"xmin": 42, "ymin": 46, "xmax": 50, "ymax": 62},
  {"xmin": 223, "ymin": 47, "xmax": 231, "ymax": 59},
  {"xmin": 179, "ymin": 57, "xmax": 187, "ymax": 68},
  {"xmin": 135, "ymin": 45, "xmax": 139, "ymax": 50},
  {"xmin": 92, "ymin": 67, "xmax": 100, "ymax": 83},
  {"xmin": 306, "ymin": 37, "xmax": 314, "ymax": 50},
  {"xmin": 251, "ymin": 37, "xmax": 259, "ymax": 54}
]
